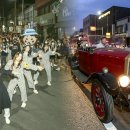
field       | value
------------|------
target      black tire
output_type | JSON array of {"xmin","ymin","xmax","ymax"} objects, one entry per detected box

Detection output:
[{"xmin": 91, "ymin": 79, "xmax": 114, "ymax": 123}]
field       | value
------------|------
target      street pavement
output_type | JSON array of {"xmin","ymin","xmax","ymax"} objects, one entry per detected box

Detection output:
[{"xmin": 0, "ymin": 68, "xmax": 105, "ymax": 130}]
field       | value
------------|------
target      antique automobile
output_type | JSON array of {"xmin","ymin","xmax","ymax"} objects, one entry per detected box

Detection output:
[{"xmin": 70, "ymin": 47, "xmax": 130, "ymax": 123}]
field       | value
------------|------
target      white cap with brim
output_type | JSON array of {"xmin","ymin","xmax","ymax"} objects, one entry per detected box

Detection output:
[{"xmin": 22, "ymin": 28, "xmax": 38, "ymax": 36}]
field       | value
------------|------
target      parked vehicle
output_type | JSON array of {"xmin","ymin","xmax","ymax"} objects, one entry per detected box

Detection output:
[{"xmin": 70, "ymin": 47, "xmax": 130, "ymax": 123}]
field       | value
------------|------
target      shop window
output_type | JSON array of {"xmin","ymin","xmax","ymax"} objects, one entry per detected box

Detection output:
[
  {"xmin": 117, "ymin": 26, "xmax": 123, "ymax": 33},
  {"xmin": 125, "ymin": 24, "xmax": 128, "ymax": 32},
  {"xmin": 45, "ymin": 5, "xmax": 49, "ymax": 14}
]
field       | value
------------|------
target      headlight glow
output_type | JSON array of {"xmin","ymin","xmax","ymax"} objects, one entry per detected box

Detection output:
[
  {"xmin": 119, "ymin": 75, "xmax": 130, "ymax": 88},
  {"xmin": 102, "ymin": 67, "xmax": 108, "ymax": 73}
]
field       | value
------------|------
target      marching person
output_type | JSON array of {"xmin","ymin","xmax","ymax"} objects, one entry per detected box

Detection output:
[
  {"xmin": 55, "ymin": 40, "xmax": 63, "ymax": 71},
  {"xmin": 49, "ymin": 40, "xmax": 57, "ymax": 67},
  {"xmin": 34, "ymin": 44, "xmax": 61, "ymax": 86},
  {"xmin": 32, "ymin": 42, "xmax": 41, "ymax": 65},
  {"xmin": 4, "ymin": 52, "xmax": 27, "ymax": 108},
  {"xmin": 0, "ymin": 75, "xmax": 11, "ymax": 124},
  {"xmin": 23, "ymin": 45, "xmax": 43, "ymax": 94}
]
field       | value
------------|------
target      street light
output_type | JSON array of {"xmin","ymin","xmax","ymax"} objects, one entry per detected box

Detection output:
[
  {"xmin": 97, "ymin": 10, "xmax": 101, "ymax": 15},
  {"xmin": 22, "ymin": 0, "xmax": 24, "ymax": 25},
  {"xmin": 8, "ymin": 0, "xmax": 17, "ymax": 31},
  {"xmin": 0, "ymin": 7, "xmax": 5, "ymax": 31},
  {"xmin": 14, "ymin": 0, "xmax": 16, "ymax": 29},
  {"xmin": 73, "ymin": 26, "xmax": 76, "ymax": 31},
  {"xmin": 96, "ymin": 10, "xmax": 103, "ymax": 35},
  {"xmin": 107, "ymin": 15, "xmax": 109, "ymax": 32},
  {"xmin": 95, "ymin": 11, "xmax": 101, "ymax": 37},
  {"xmin": 51, "ymin": 1, "xmax": 63, "ymax": 38}
]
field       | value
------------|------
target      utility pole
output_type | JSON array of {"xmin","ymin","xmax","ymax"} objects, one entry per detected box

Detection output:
[
  {"xmin": 102, "ymin": 27, "xmax": 103, "ymax": 35},
  {"xmin": 22, "ymin": 0, "xmax": 24, "ymax": 25},
  {"xmin": 2, "ymin": 7, "xmax": 5, "ymax": 26},
  {"xmin": 14, "ymin": 0, "xmax": 17, "ymax": 32},
  {"xmin": 107, "ymin": 16, "xmax": 108, "ymax": 32}
]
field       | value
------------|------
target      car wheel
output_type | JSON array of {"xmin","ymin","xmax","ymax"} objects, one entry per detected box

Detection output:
[{"xmin": 91, "ymin": 79, "xmax": 114, "ymax": 123}]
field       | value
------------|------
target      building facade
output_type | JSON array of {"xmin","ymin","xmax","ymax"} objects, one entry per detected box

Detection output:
[
  {"xmin": 35, "ymin": 0, "xmax": 60, "ymax": 40},
  {"xmin": 97, "ymin": 6, "xmax": 130, "ymax": 37},
  {"xmin": 35, "ymin": 0, "xmax": 79, "ymax": 40},
  {"xmin": 83, "ymin": 6, "xmax": 130, "ymax": 44},
  {"xmin": 115, "ymin": 16, "xmax": 130, "ymax": 45},
  {"xmin": 6, "ymin": 2, "xmax": 35, "ymax": 33},
  {"xmin": 83, "ymin": 15, "xmax": 97, "ymax": 35},
  {"xmin": 56, "ymin": 0, "xmax": 78, "ymax": 39}
]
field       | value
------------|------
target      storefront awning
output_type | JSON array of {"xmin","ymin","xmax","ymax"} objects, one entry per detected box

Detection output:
[
  {"xmin": 34, "ymin": 13, "xmax": 55, "ymax": 26},
  {"xmin": 55, "ymin": 20, "xmax": 75, "ymax": 28}
]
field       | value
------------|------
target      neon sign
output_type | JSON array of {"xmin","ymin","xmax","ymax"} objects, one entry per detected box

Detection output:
[{"xmin": 98, "ymin": 11, "xmax": 110, "ymax": 19}]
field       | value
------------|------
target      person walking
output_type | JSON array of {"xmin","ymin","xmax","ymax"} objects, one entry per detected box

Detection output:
[
  {"xmin": 34, "ymin": 44, "xmax": 61, "ymax": 86},
  {"xmin": 23, "ymin": 45, "xmax": 43, "ymax": 94},
  {"xmin": 5, "ymin": 52, "xmax": 27, "ymax": 108}
]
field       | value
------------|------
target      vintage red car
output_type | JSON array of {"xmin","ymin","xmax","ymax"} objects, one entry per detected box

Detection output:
[{"xmin": 70, "ymin": 47, "xmax": 130, "ymax": 123}]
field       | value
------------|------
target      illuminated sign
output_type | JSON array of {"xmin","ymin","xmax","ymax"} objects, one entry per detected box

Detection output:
[
  {"xmin": 106, "ymin": 32, "xmax": 111, "ymax": 38},
  {"xmin": 62, "ymin": 7, "xmax": 71, "ymax": 17},
  {"xmin": 90, "ymin": 26, "xmax": 96, "ymax": 31},
  {"xmin": 98, "ymin": 11, "xmax": 110, "ymax": 19}
]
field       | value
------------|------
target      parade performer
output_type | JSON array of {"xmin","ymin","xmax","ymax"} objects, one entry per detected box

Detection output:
[
  {"xmin": 22, "ymin": 28, "xmax": 43, "ymax": 93},
  {"xmin": 5, "ymin": 52, "xmax": 27, "ymax": 108},
  {"xmin": 34, "ymin": 44, "xmax": 61, "ymax": 86}
]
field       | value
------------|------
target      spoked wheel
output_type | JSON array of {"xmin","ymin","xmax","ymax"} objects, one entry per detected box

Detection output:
[{"xmin": 91, "ymin": 79, "xmax": 114, "ymax": 123}]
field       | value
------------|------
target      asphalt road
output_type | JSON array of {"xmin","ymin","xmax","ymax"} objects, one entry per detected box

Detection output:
[{"xmin": 0, "ymin": 69, "xmax": 105, "ymax": 130}]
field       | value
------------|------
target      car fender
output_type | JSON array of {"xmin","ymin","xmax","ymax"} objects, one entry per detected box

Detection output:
[{"xmin": 86, "ymin": 72, "xmax": 119, "ymax": 95}]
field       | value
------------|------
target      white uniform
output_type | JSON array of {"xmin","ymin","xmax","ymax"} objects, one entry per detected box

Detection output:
[
  {"xmin": 5, "ymin": 60, "xmax": 27, "ymax": 103},
  {"xmin": 23, "ymin": 52, "xmax": 38, "ymax": 90},
  {"xmin": 34, "ymin": 50, "xmax": 55, "ymax": 83},
  {"xmin": 96, "ymin": 42, "xmax": 105, "ymax": 48}
]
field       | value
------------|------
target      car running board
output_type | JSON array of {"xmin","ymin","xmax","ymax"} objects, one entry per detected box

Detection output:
[{"xmin": 72, "ymin": 69, "xmax": 88, "ymax": 83}]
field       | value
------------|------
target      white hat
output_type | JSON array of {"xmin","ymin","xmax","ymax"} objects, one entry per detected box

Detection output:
[{"xmin": 22, "ymin": 28, "xmax": 38, "ymax": 36}]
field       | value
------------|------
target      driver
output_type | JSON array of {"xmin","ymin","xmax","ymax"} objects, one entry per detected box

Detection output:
[{"xmin": 96, "ymin": 37, "xmax": 110, "ymax": 48}]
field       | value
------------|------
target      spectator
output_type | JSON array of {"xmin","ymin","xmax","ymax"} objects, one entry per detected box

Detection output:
[{"xmin": 1, "ymin": 38, "xmax": 8, "ymax": 68}]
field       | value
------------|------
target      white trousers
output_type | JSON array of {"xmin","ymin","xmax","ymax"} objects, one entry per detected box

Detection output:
[
  {"xmin": 4, "ymin": 108, "xmax": 10, "ymax": 118},
  {"xmin": 24, "ymin": 70, "xmax": 36, "ymax": 89},
  {"xmin": 8, "ymin": 78, "xmax": 27, "ymax": 102},
  {"xmin": 33, "ymin": 64, "xmax": 51, "ymax": 82}
]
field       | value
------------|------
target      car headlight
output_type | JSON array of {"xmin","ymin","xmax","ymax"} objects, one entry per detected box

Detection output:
[
  {"xmin": 102, "ymin": 67, "xmax": 108, "ymax": 73},
  {"xmin": 119, "ymin": 75, "xmax": 130, "ymax": 88}
]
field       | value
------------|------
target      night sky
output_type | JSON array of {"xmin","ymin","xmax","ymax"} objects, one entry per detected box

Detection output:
[{"xmin": 71, "ymin": 0, "xmax": 130, "ymax": 29}]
